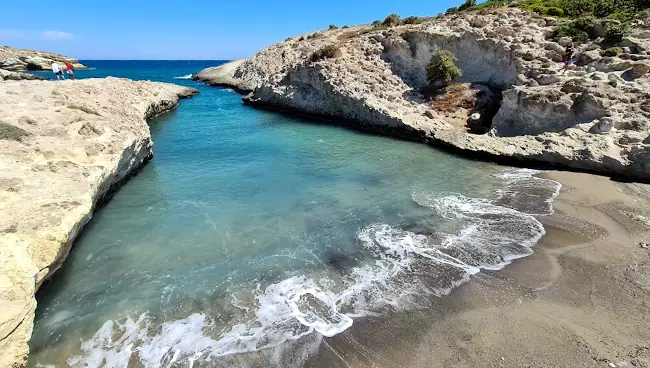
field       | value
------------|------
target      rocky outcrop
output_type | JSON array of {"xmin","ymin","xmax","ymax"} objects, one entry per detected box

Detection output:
[
  {"xmin": 0, "ymin": 46, "xmax": 88, "ymax": 72},
  {"xmin": 0, "ymin": 68, "xmax": 46, "ymax": 81},
  {"xmin": 0, "ymin": 78, "xmax": 197, "ymax": 368},
  {"xmin": 195, "ymin": 9, "xmax": 650, "ymax": 180}
]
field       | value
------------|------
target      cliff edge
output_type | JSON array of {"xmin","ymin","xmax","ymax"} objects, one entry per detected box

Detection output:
[
  {"xmin": 0, "ymin": 78, "xmax": 197, "ymax": 367},
  {"xmin": 0, "ymin": 46, "xmax": 88, "ymax": 72},
  {"xmin": 195, "ymin": 8, "xmax": 650, "ymax": 180}
]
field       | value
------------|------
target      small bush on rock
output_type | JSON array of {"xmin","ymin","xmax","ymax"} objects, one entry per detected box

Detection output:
[
  {"xmin": 554, "ymin": 19, "xmax": 594, "ymax": 42},
  {"xmin": 546, "ymin": 7, "xmax": 565, "ymax": 16},
  {"xmin": 426, "ymin": 50, "xmax": 462, "ymax": 90},
  {"xmin": 458, "ymin": 0, "xmax": 477, "ymax": 11},
  {"xmin": 446, "ymin": 7, "xmax": 459, "ymax": 15},
  {"xmin": 329, "ymin": 24, "xmax": 338, "ymax": 30},
  {"xmin": 0, "ymin": 123, "xmax": 29, "ymax": 141},
  {"xmin": 310, "ymin": 45, "xmax": 343, "ymax": 62},
  {"xmin": 605, "ymin": 23, "xmax": 631, "ymax": 43},
  {"xmin": 402, "ymin": 16, "xmax": 425, "ymax": 24},
  {"xmin": 601, "ymin": 46, "xmax": 624, "ymax": 56},
  {"xmin": 383, "ymin": 14, "xmax": 401, "ymax": 26},
  {"xmin": 542, "ymin": 61, "xmax": 553, "ymax": 68}
]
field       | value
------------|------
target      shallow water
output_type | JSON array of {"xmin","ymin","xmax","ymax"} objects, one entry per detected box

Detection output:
[{"xmin": 29, "ymin": 61, "xmax": 560, "ymax": 367}]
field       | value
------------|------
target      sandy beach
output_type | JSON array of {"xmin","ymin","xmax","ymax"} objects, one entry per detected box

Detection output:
[{"xmin": 308, "ymin": 171, "xmax": 650, "ymax": 368}]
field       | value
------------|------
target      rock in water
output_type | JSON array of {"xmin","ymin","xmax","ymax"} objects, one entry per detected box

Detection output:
[{"xmin": 0, "ymin": 78, "xmax": 197, "ymax": 367}]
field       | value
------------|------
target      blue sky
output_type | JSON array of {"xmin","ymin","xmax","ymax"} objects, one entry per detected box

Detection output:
[{"xmin": 0, "ymin": 0, "xmax": 462, "ymax": 60}]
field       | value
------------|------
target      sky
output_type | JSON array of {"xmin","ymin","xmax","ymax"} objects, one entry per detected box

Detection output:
[{"xmin": 0, "ymin": 0, "xmax": 462, "ymax": 60}]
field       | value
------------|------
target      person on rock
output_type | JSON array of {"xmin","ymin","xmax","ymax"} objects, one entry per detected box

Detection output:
[
  {"xmin": 51, "ymin": 62, "xmax": 65, "ymax": 80},
  {"xmin": 64, "ymin": 61, "xmax": 75, "ymax": 80},
  {"xmin": 561, "ymin": 44, "xmax": 575, "ymax": 74}
]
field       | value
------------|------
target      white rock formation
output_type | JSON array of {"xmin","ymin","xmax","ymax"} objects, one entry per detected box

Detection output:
[
  {"xmin": 0, "ymin": 46, "xmax": 88, "ymax": 71},
  {"xmin": 0, "ymin": 68, "xmax": 46, "ymax": 81},
  {"xmin": 0, "ymin": 78, "xmax": 197, "ymax": 367},
  {"xmin": 195, "ymin": 9, "xmax": 650, "ymax": 180}
]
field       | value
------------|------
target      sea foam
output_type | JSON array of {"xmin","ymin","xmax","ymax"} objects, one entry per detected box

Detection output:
[{"xmin": 63, "ymin": 169, "xmax": 561, "ymax": 368}]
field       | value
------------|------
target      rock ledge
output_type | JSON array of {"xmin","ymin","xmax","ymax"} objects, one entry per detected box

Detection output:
[{"xmin": 0, "ymin": 78, "xmax": 198, "ymax": 367}]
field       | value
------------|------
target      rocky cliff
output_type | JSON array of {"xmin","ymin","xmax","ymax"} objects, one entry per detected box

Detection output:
[
  {"xmin": 0, "ymin": 78, "xmax": 197, "ymax": 367},
  {"xmin": 0, "ymin": 68, "xmax": 46, "ymax": 81},
  {"xmin": 194, "ymin": 8, "xmax": 650, "ymax": 180},
  {"xmin": 0, "ymin": 46, "xmax": 88, "ymax": 72}
]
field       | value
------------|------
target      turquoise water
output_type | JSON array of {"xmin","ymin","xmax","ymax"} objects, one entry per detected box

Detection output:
[{"xmin": 29, "ymin": 61, "xmax": 559, "ymax": 367}]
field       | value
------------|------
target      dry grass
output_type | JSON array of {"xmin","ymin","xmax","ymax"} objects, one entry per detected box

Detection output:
[
  {"xmin": 430, "ymin": 83, "xmax": 476, "ymax": 111},
  {"xmin": 309, "ymin": 45, "xmax": 343, "ymax": 62}
]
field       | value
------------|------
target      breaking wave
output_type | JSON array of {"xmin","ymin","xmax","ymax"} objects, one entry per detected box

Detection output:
[
  {"xmin": 173, "ymin": 74, "xmax": 193, "ymax": 79},
  {"xmin": 62, "ymin": 169, "xmax": 561, "ymax": 368}
]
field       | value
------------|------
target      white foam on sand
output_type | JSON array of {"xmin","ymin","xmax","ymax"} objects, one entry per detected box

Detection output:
[
  {"xmin": 494, "ymin": 168, "xmax": 562, "ymax": 215},
  {"xmin": 64, "ymin": 169, "xmax": 560, "ymax": 368}
]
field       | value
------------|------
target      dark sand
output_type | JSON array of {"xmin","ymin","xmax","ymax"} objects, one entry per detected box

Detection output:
[{"xmin": 307, "ymin": 171, "xmax": 650, "ymax": 368}]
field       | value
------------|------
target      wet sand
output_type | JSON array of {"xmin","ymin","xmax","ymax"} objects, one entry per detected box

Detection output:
[{"xmin": 307, "ymin": 171, "xmax": 650, "ymax": 368}]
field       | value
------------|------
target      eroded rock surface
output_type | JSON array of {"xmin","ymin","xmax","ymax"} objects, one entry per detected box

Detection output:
[
  {"xmin": 0, "ymin": 68, "xmax": 46, "ymax": 81},
  {"xmin": 195, "ymin": 9, "xmax": 650, "ymax": 180},
  {"xmin": 0, "ymin": 78, "xmax": 197, "ymax": 367},
  {"xmin": 0, "ymin": 46, "xmax": 88, "ymax": 72}
]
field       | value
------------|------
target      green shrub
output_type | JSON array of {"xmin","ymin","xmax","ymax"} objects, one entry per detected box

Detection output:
[
  {"xmin": 383, "ymin": 13, "xmax": 401, "ymax": 26},
  {"xmin": 445, "ymin": 6, "xmax": 459, "ymax": 15},
  {"xmin": 307, "ymin": 32, "xmax": 323, "ymax": 40},
  {"xmin": 554, "ymin": 22, "xmax": 590, "ymax": 42},
  {"xmin": 605, "ymin": 22, "xmax": 631, "ymax": 43},
  {"xmin": 342, "ymin": 25, "xmax": 350, "ymax": 29},
  {"xmin": 562, "ymin": 0, "xmax": 595, "ymax": 17},
  {"xmin": 608, "ymin": 11, "xmax": 634, "ymax": 21},
  {"xmin": 309, "ymin": 45, "xmax": 343, "ymax": 62},
  {"xmin": 458, "ymin": 0, "xmax": 477, "ymax": 11},
  {"xmin": 372, "ymin": 20, "xmax": 383, "ymax": 26},
  {"xmin": 0, "ymin": 123, "xmax": 29, "ymax": 141},
  {"xmin": 600, "ymin": 46, "xmax": 624, "ymax": 56},
  {"xmin": 546, "ymin": 6, "xmax": 565, "ymax": 16},
  {"xmin": 402, "ymin": 16, "xmax": 425, "ymax": 24},
  {"xmin": 594, "ymin": 0, "xmax": 635, "ymax": 17},
  {"xmin": 513, "ymin": 0, "xmax": 649, "ymax": 19},
  {"xmin": 554, "ymin": 17, "xmax": 598, "ymax": 42},
  {"xmin": 542, "ymin": 61, "xmax": 552, "ymax": 68},
  {"xmin": 574, "ymin": 16, "xmax": 597, "ymax": 34},
  {"xmin": 426, "ymin": 50, "xmax": 462, "ymax": 90},
  {"xmin": 468, "ymin": 0, "xmax": 506, "ymax": 11}
]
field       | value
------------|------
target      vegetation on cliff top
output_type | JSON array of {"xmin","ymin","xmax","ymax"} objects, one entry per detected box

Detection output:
[
  {"xmin": 449, "ymin": 0, "xmax": 650, "ymax": 18},
  {"xmin": 442, "ymin": 0, "xmax": 650, "ymax": 44}
]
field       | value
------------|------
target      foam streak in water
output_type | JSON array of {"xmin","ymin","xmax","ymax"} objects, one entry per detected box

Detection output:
[{"xmin": 61, "ymin": 169, "xmax": 560, "ymax": 368}]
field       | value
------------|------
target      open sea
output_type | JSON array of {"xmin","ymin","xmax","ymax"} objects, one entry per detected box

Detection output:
[{"xmin": 28, "ymin": 61, "xmax": 561, "ymax": 367}]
